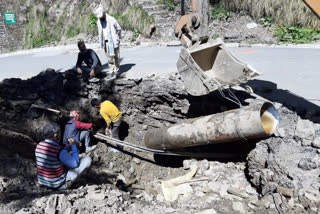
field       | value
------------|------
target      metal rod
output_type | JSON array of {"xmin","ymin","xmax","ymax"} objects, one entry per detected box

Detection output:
[
  {"xmin": 144, "ymin": 102, "xmax": 280, "ymax": 150},
  {"xmin": 181, "ymin": 0, "xmax": 185, "ymax": 16},
  {"xmin": 93, "ymin": 133, "xmax": 241, "ymax": 158}
]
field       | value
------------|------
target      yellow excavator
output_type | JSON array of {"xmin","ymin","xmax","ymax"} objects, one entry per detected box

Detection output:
[{"xmin": 174, "ymin": 0, "xmax": 320, "ymax": 96}]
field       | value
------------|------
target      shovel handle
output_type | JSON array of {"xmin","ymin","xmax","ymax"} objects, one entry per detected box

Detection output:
[{"xmin": 173, "ymin": 177, "xmax": 209, "ymax": 186}]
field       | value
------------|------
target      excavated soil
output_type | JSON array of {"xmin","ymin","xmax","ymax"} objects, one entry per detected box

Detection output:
[{"xmin": 0, "ymin": 67, "xmax": 320, "ymax": 214}]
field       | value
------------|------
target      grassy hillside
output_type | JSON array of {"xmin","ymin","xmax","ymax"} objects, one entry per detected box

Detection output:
[{"xmin": 212, "ymin": 0, "xmax": 320, "ymax": 27}]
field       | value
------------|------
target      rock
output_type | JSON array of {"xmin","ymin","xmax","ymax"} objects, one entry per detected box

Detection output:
[
  {"xmin": 16, "ymin": 208, "xmax": 32, "ymax": 214},
  {"xmin": 183, "ymin": 159, "xmax": 198, "ymax": 170},
  {"xmin": 248, "ymin": 200, "xmax": 260, "ymax": 210},
  {"xmin": 301, "ymin": 139, "xmax": 312, "ymax": 147},
  {"xmin": 45, "ymin": 195, "xmax": 58, "ymax": 214},
  {"xmin": 232, "ymin": 201, "xmax": 247, "ymax": 214},
  {"xmin": 261, "ymin": 195, "xmax": 273, "ymax": 208},
  {"xmin": 45, "ymin": 194, "xmax": 71, "ymax": 214},
  {"xmin": 87, "ymin": 192, "xmax": 106, "ymax": 201},
  {"xmin": 288, "ymin": 198, "xmax": 295, "ymax": 208},
  {"xmin": 164, "ymin": 208, "xmax": 176, "ymax": 213},
  {"xmin": 133, "ymin": 157, "xmax": 141, "ymax": 165},
  {"xmin": 35, "ymin": 197, "xmax": 47, "ymax": 207},
  {"xmin": 86, "ymin": 184, "xmax": 99, "ymax": 193},
  {"xmin": 246, "ymin": 186, "xmax": 258, "ymax": 196},
  {"xmin": 298, "ymin": 158, "xmax": 318, "ymax": 170},
  {"xmin": 199, "ymin": 159, "xmax": 209, "ymax": 175},
  {"xmin": 295, "ymin": 119, "xmax": 315, "ymax": 141},
  {"xmin": 156, "ymin": 193, "xmax": 164, "ymax": 202},
  {"xmin": 129, "ymin": 167, "xmax": 135, "ymax": 174},
  {"xmin": 247, "ymin": 23, "xmax": 257, "ymax": 29},
  {"xmin": 312, "ymin": 136, "xmax": 320, "ymax": 148},
  {"xmin": 275, "ymin": 128, "xmax": 286, "ymax": 138},
  {"xmin": 117, "ymin": 174, "xmax": 127, "ymax": 185},
  {"xmin": 195, "ymin": 209, "xmax": 217, "ymax": 214},
  {"xmin": 106, "ymin": 195, "xmax": 118, "ymax": 206},
  {"xmin": 304, "ymin": 192, "xmax": 320, "ymax": 203},
  {"xmin": 7, "ymin": 167, "xmax": 18, "ymax": 176},
  {"xmin": 272, "ymin": 193, "xmax": 283, "ymax": 210},
  {"xmin": 276, "ymin": 186, "xmax": 294, "ymax": 197},
  {"xmin": 227, "ymin": 187, "xmax": 249, "ymax": 199},
  {"xmin": 109, "ymin": 162, "xmax": 114, "ymax": 169},
  {"xmin": 143, "ymin": 191, "xmax": 153, "ymax": 202}
]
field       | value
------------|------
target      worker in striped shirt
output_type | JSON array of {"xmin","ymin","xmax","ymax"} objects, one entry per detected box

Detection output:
[{"xmin": 35, "ymin": 122, "xmax": 91, "ymax": 189}]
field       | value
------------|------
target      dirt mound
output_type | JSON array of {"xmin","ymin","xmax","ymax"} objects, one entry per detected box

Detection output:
[{"xmin": 0, "ymin": 69, "xmax": 319, "ymax": 213}]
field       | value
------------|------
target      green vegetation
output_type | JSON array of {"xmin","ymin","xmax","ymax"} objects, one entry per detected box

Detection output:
[
  {"xmin": 274, "ymin": 25, "xmax": 320, "ymax": 44},
  {"xmin": 23, "ymin": 1, "xmax": 99, "ymax": 48},
  {"xmin": 66, "ymin": 26, "xmax": 80, "ymax": 38},
  {"xmin": 211, "ymin": 4, "xmax": 232, "ymax": 20},
  {"xmin": 161, "ymin": 0, "xmax": 176, "ymax": 10},
  {"xmin": 131, "ymin": 29, "xmax": 139, "ymax": 42},
  {"xmin": 258, "ymin": 17, "xmax": 273, "ymax": 27},
  {"xmin": 114, "ymin": 6, "xmax": 155, "ymax": 38},
  {"xmin": 215, "ymin": 0, "xmax": 320, "ymax": 28},
  {"xmin": 22, "ymin": 2, "xmax": 154, "ymax": 48},
  {"xmin": 24, "ymin": 9, "xmax": 60, "ymax": 48},
  {"xmin": 8, "ymin": 46, "xmax": 16, "ymax": 52},
  {"xmin": 79, "ymin": 12, "xmax": 98, "ymax": 35}
]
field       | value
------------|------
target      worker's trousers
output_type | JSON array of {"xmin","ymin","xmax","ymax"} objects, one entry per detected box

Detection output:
[
  {"xmin": 104, "ymin": 41, "xmax": 120, "ymax": 73},
  {"xmin": 80, "ymin": 130, "xmax": 91, "ymax": 149},
  {"xmin": 111, "ymin": 117, "xmax": 123, "ymax": 140},
  {"xmin": 58, "ymin": 156, "xmax": 92, "ymax": 190}
]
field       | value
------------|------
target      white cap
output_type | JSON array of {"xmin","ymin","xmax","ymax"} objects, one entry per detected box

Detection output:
[{"xmin": 95, "ymin": 5, "xmax": 104, "ymax": 18}]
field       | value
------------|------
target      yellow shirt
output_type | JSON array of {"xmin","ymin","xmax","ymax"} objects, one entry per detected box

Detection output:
[{"xmin": 100, "ymin": 101, "xmax": 122, "ymax": 127}]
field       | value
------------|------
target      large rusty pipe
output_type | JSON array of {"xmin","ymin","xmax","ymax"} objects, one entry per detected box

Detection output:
[{"xmin": 144, "ymin": 102, "xmax": 279, "ymax": 150}]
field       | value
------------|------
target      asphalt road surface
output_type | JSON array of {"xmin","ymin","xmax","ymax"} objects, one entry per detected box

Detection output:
[{"xmin": 1, "ymin": 45, "xmax": 319, "ymax": 106}]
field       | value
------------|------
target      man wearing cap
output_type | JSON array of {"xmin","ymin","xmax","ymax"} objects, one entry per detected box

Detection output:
[
  {"xmin": 63, "ymin": 110, "xmax": 96, "ymax": 153},
  {"xmin": 35, "ymin": 122, "xmax": 92, "ymax": 189},
  {"xmin": 96, "ymin": 6, "xmax": 122, "ymax": 75}
]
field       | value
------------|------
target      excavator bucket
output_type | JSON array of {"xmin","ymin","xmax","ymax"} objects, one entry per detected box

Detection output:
[{"xmin": 176, "ymin": 39, "xmax": 260, "ymax": 96}]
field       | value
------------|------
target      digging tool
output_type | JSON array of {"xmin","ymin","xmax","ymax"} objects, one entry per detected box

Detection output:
[
  {"xmin": 28, "ymin": 104, "xmax": 62, "ymax": 116},
  {"xmin": 172, "ymin": 176, "xmax": 210, "ymax": 186},
  {"xmin": 27, "ymin": 104, "xmax": 73, "ymax": 119},
  {"xmin": 28, "ymin": 104, "xmax": 61, "ymax": 114}
]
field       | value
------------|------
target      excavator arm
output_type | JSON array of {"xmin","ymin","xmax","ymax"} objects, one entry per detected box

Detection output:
[
  {"xmin": 302, "ymin": 0, "xmax": 320, "ymax": 19},
  {"xmin": 175, "ymin": 0, "xmax": 320, "ymax": 47},
  {"xmin": 174, "ymin": 0, "xmax": 320, "ymax": 96},
  {"xmin": 175, "ymin": 0, "xmax": 209, "ymax": 47}
]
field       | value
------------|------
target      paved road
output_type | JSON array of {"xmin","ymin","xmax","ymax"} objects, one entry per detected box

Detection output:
[{"xmin": 1, "ymin": 45, "xmax": 320, "ymax": 105}]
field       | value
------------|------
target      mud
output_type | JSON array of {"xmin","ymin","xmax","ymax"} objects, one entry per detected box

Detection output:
[{"xmin": 0, "ymin": 68, "xmax": 319, "ymax": 214}]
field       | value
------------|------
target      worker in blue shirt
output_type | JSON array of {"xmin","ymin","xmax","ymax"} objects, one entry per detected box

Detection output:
[{"xmin": 35, "ymin": 122, "xmax": 92, "ymax": 190}]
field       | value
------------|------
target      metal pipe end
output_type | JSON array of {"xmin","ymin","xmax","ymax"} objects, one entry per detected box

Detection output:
[{"xmin": 260, "ymin": 102, "xmax": 280, "ymax": 135}]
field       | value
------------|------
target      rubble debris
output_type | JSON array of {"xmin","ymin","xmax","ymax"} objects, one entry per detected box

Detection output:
[
  {"xmin": 0, "ymin": 67, "xmax": 319, "ymax": 213},
  {"xmin": 227, "ymin": 187, "xmax": 249, "ymax": 199},
  {"xmin": 276, "ymin": 186, "xmax": 294, "ymax": 198},
  {"xmin": 161, "ymin": 169, "xmax": 197, "ymax": 202}
]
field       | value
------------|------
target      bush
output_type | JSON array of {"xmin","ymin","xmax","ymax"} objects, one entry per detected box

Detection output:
[
  {"xmin": 114, "ymin": 6, "xmax": 155, "ymax": 37},
  {"xmin": 274, "ymin": 25, "xmax": 320, "ymax": 44},
  {"xmin": 211, "ymin": 4, "xmax": 232, "ymax": 20},
  {"xmin": 161, "ymin": 0, "xmax": 177, "ymax": 10}
]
